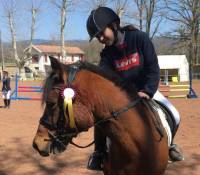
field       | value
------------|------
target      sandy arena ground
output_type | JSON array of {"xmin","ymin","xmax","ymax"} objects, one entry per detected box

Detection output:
[{"xmin": 0, "ymin": 80, "xmax": 200, "ymax": 175}]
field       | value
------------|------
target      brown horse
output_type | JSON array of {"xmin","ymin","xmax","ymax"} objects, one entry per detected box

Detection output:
[{"xmin": 33, "ymin": 56, "xmax": 169, "ymax": 175}]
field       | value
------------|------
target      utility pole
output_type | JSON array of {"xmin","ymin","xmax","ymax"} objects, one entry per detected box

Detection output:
[{"xmin": 0, "ymin": 30, "xmax": 5, "ymax": 72}]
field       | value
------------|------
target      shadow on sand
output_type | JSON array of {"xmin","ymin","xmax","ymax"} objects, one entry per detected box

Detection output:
[
  {"xmin": 0, "ymin": 137, "xmax": 199, "ymax": 175},
  {"xmin": 0, "ymin": 137, "xmax": 102, "ymax": 175},
  {"xmin": 165, "ymin": 153, "xmax": 200, "ymax": 175}
]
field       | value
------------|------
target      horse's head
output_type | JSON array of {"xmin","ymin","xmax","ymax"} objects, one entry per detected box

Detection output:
[{"xmin": 32, "ymin": 56, "xmax": 94, "ymax": 156}]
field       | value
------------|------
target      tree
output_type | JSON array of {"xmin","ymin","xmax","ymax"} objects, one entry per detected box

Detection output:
[
  {"xmin": 0, "ymin": 30, "xmax": 5, "ymax": 71},
  {"xmin": 1, "ymin": 0, "xmax": 41, "ymax": 73},
  {"xmin": 82, "ymin": 0, "xmax": 129, "ymax": 23},
  {"xmin": 130, "ymin": 0, "xmax": 164, "ymax": 39},
  {"xmin": 82, "ymin": 0, "xmax": 109, "ymax": 10},
  {"xmin": 51, "ymin": 0, "xmax": 77, "ymax": 62},
  {"xmin": 27, "ymin": 3, "xmax": 38, "ymax": 57},
  {"xmin": 79, "ymin": 0, "xmax": 110, "ymax": 20},
  {"xmin": 164, "ymin": 0, "xmax": 200, "ymax": 68},
  {"xmin": 73, "ymin": 40, "xmax": 103, "ymax": 63},
  {"xmin": 4, "ymin": 0, "xmax": 20, "ymax": 64},
  {"xmin": 112, "ymin": 0, "xmax": 129, "ymax": 19},
  {"xmin": 134, "ymin": 0, "xmax": 145, "ymax": 30}
]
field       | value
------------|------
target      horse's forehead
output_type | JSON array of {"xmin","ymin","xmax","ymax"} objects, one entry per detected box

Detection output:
[{"xmin": 48, "ymin": 91, "xmax": 59, "ymax": 99}]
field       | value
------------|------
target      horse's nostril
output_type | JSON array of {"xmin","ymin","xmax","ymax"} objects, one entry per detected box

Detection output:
[
  {"xmin": 32, "ymin": 142, "xmax": 49, "ymax": 157},
  {"xmin": 39, "ymin": 151, "xmax": 49, "ymax": 157},
  {"xmin": 32, "ymin": 142, "xmax": 38, "ymax": 150}
]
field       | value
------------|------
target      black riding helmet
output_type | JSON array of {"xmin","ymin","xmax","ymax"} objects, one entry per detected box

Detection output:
[{"xmin": 86, "ymin": 7, "xmax": 120, "ymax": 41}]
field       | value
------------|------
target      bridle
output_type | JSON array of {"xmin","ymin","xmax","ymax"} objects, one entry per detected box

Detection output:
[{"xmin": 40, "ymin": 63, "xmax": 141, "ymax": 151}]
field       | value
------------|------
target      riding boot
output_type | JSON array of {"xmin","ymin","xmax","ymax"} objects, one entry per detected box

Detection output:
[
  {"xmin": 169, "ymin": 143, "xmax": 184, "ymax": 162},
  {"xmin": 3, "ymin": 99, "xmax": 7, "ymax": 108},
  {"xmin": 87, "ymin": 127, "xmax": 106, "ymax": 171},
  {"xmin": 7, "ymin": 99, "xmax": 11, "ymax": 108},
  {"xmin": 169, "ymin": 125, "xmax": 184, "ymax": 162}
]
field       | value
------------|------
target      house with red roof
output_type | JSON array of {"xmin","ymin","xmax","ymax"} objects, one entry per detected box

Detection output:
[{"xmin": 25, "ymin": 44, "xmax": 84, "ymax": 75}]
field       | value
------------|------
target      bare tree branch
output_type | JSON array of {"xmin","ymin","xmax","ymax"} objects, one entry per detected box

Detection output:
[
  {"xmin": 151, "ymin": 16, "xmax": 162, "ymax": 39},
  {"xmin": 51, "ymin": 0, "xmax": 77, "ymax": 61},
  {"xmin": 129, "ymin": 0, "xmax": 163, "ymax": 38},
  {"xmin": 80, "ymin": 0, "xmax": 111, "ymax": 13},
  {"xmin": 112, "ymin": 0, "xmax": 128, "ymax": 18},
  {"xmin": 1, "ymin": 0, "xmax": 42, "ymax": 73},
  {"xmin": 3, "ymin": 0, "xmax": 20, "ymax": 63},
  {"xmin": 134, "ymin": 0, "xmax": 145, "ymax": 30},
  {"xmin": 164, "ymin": 0, "xmax": 200, "ymax": 66}
]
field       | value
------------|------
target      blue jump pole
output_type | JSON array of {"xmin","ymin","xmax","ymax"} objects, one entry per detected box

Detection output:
[
  {"xmin": 11, "ymin": 73, "xmax": 42, "ymax": 100},
  {"xmin": 15, "ymin": 74, "xmax": 19, "ymax": 99},
  {"xmin": 18, "ymin": 86, "xmax": 42, "ymax": 89},
  {"xmin": 187, "ymin": 67, "xmax": 198, "ymax": 99}
]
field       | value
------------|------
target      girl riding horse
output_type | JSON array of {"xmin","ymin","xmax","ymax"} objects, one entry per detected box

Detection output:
[{"xmin": 86, "ymin": 7, "xmax": 183, "ymax": 170}]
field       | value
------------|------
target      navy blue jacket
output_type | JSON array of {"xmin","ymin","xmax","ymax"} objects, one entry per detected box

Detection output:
[
  {"xmin": 99, "ymin": 29, "xmax": 160, "ymax": 98},
  {"xmin": 2, "ymin": 77, "xmax": 11, "ymax": 91}
]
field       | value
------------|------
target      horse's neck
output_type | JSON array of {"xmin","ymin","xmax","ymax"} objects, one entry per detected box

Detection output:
[
  {"xmin": 77, "ymin": 70, "xmax": 132, "ymax": 116},
  {"xmin": 91, "ymin": 78, "xmax": 132, "ymax": 118},
  {"xmin": 78, "ymin": 71, "xmax": 146, "ymax": 151},
  {"xmin": 88, "ymin": 76, "xmax": 144, "ymax": 154}
]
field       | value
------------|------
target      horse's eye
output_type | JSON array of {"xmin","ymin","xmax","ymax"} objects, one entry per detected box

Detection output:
[{"xmin": 46, "ymin": 102, "xmax": 57, "ymax": 109}]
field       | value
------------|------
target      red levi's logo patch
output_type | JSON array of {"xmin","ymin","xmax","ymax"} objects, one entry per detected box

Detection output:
[{"xmin": 114, "ymin": 52, "xmax": 140, "ymax": 71}]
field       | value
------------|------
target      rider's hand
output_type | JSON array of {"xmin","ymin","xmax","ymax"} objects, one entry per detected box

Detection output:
[{"xmin": 138, "ymin": 91, "xmax": 150, "ymax": 99}]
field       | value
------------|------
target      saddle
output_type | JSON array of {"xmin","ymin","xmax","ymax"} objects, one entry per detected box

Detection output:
[
  {"xmin": 154, "ymin": 100, "xmax": 178, "ymax": 138},
  {"xmin": 142, "ymin": 99, "xmax": 178, "ymax": 146}
]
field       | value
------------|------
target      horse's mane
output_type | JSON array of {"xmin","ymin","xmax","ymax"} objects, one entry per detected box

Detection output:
[{"xmin": 42, "ymin": 61, "xmax": 138, "ymax": 103}]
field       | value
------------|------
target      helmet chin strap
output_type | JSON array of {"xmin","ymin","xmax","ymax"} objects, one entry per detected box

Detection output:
[{"xmin": 110, "ymin": 25, "xmax": 119, "ymax": 46}]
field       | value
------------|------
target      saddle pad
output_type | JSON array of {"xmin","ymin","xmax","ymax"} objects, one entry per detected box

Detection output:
[{"xmin": 156, "ymin": 107, "xmax": 172, "ymax": 146}]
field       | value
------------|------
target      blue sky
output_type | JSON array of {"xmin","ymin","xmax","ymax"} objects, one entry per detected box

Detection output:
[
  {"xmin": 0, "ymin": 0, "xmax": 177, "ymax": 42},
  {"xmin": 0, "ymin": 0, "xmax": 91, "ymax": 42}
]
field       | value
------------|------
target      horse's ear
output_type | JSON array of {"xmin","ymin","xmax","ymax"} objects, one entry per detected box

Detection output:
[
  {"xmin": 49, "ymin": 56, "xmax": 62, "ymax": 72},
  {"xmin": 49, "ymin": 56, "xmax": 64, "ymax": 81}
]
